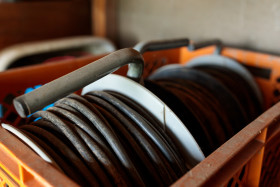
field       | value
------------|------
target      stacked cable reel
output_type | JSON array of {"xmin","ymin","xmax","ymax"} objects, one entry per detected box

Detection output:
[
  {"xmin": 3, "ymin": 39, "xmax": 263, "ymax": 186},
  {"xmin": 144, "ymin": 40, "xmax": 263, "ymax": 155}
]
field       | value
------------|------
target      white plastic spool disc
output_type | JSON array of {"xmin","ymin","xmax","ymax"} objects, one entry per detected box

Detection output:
[
  {"xmin": 82, "ymin": 74, "xmax": 205, "ymax": 168},
  {"xmin": 1, "ymin": 123, "xmax": 62, "ymax": 171}
]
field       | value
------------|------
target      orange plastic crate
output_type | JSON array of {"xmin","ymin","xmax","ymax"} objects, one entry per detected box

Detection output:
[{"xmin": 0, "ymin": 45, "xmax": 280, "ymax": 186}]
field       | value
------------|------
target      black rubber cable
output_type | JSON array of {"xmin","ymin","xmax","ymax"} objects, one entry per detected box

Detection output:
[
  {"xmin": 106, "ymin": 91, "xmax": 165, "ymax": 130},
  {"xmin": 87, "ymin": 91, "xmax": 185, "ymax": 177},
  {"xmin": 20, "ymin": 129, "xmax": 89, "ymax": 186},
  {"xmin": 155, "ymin": 79, "xmax": 228, "ymax": 149},
  {"xmin": 106, "ymin": 91, "xmax": 185, "ymax": 154},
  {"xmin": 31, "ymin": 110, "xmax": 111, "ymax": 187},
  {"xmin": 84, "ymin": 94, "xmax": 175, "ymax": 185},
  {"xmin": 193, "ymin": 65, "xmax": 262, "ymax": 122},
  {"xmin": 56, "ymin": 96, "xmax": 145, "ymax": 186},
  {"xmin": 144, "ymin": 79, "xmax": 213, "ymax": 155},
  {"xmin": 50, "ymin": 103, "xmax": 112, "ymax": 156},
  {"xmin": 104, "ymin": 91, "xmax": 187, "ymax": 172},
  {"xmin": 68, "ymin": 94, "xmax": 177, "ymax": 185},
  {"xmin": 91, "ymin": 101, "xmax": 164, "ymax": 186},
  {"xmin": 48, "ymin": 106, "xmax": 131, "ymax": 186},
  {"xmin": 20, "ymin": 124, "xmax": 97, "ymax": 186},
  {"xmin": 148, "ymin": 67, "xmax": 248, "ymax": 134}
]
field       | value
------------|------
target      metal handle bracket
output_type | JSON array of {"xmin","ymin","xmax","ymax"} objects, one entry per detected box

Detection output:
[
  {"xmin": 134, "ymin": 38, "xmax": 189, "ymax": 54},
  {"xmin": 13, "ymin": 48, "xmax": 144, "ymax": 118},
  {"xmin": 188, "ymin": 39, "xmax": 223, "ymax": 54}
]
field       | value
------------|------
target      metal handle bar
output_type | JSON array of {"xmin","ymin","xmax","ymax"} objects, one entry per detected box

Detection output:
[
  {"xmin": 13, "ymin": 48, "xmax": 144, "ymax": 118},
  {"xmin": 134, "ymin": 38, "xmax": 189, "ymax": 54},
  {"xmin": 188, "ymin": 39, "xmax": 223, "ymax": 54},
  {"xmin": 0, "ymin": 36, "xmax": 116, "ymax": 71}
]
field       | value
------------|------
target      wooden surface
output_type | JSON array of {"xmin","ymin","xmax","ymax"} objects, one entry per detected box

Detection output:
[
  {"xmin": 0, "ymin": 0, "xmax": 91, "ymax": 50},
  {"xmin": 91, "ymin": 0, "xmax": 117, "ymax": 43},
  {"xmin": 92, "ymin": 0, "xmax": 106, "ymax": 37}
]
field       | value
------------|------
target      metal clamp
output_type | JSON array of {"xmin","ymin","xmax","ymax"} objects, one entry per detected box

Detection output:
[
  {"xmin": 134, "ymin": 38, "xmax": 189, "ymax": 54},
  {"xmin": 188, "ymin": 39, "xmax": 223, "ymax": 55},
  {"xmin": 0, "ymin": 36, "xmax": 116, "ymax": 71},
  {"xmin": 13, "ymin": 48, "xmax": 144, "ymax": 118}
]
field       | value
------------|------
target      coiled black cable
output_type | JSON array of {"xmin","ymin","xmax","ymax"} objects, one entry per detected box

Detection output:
[
  {"xmin": 18, "ymin": 91, "xmax": 188, "ymax": 186},
  {"xmin": 192, "ymin": 65, "xmax": 262, "ymax": 122},
  {"xmin": 15, "ymin": 62, "xmax": 262, "ymax": 186},
  {"xmin": 146, "ymin": 65, "xmax": 262, "ymax": 156}
]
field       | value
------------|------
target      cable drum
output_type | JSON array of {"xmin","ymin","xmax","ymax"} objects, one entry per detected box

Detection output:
[
  {"xmin": 6, "ymin": 52, "xmax": 262, "ymax": 186},
  {"xmin": 147, "ymin": 64, "xmax": 262, "ymax": 155},
  {"xmin": 12, "ymin": 91, "xmax": 189, "ymax": 186}
]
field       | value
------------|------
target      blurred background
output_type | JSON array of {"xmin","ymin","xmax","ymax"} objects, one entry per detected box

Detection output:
[{"xmin": 1, "ymin": 0, "xmax": 280, "ymax": 54}]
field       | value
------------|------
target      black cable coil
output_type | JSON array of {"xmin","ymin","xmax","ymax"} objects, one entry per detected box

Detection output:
[
  {"xmin": 19, "ymin": 91, "xmax": 187, "ymax": 186},
  {"xmin": 17, "ymin": 64, "xmax": 262, "ymax": 186},
  {"xmin": 146, "ymin": 65, "xmax": 262, "ymax": 155}
]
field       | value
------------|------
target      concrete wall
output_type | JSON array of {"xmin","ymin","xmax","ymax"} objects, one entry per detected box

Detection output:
[{"xmin": 117, "ymin": 0, "xmax": 280, "ymax": 54}]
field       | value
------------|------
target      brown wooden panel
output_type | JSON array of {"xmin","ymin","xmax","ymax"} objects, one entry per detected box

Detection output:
[
  {"xmin": 105, "ymin": 0, "xmax": 117, "ymax": 42},
  {"xmin": 92, "ymin": 0, "xmax": 106, "ymax": 37},
  {"xmin": 0, "ymin": 0, "xmax": 91, "ymax": 50},
  {"xmin": 91, "ymin": 0, "xmax": 117, "ymax": 43}
]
